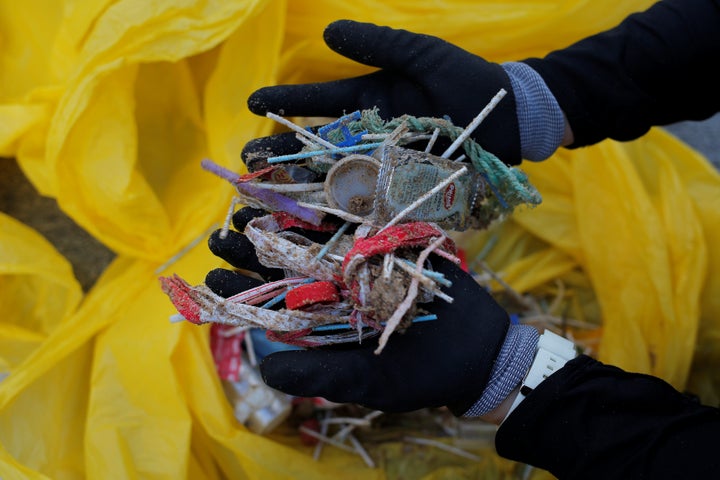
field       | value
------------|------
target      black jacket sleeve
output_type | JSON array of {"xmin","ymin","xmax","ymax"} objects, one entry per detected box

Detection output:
[
  {"xmin": 495, "ymin": 355, "xmax": 720, "ymax": 479},
  {"xmin": 524, "ymin": 0, "xmax": 720, "ymax": 148}
]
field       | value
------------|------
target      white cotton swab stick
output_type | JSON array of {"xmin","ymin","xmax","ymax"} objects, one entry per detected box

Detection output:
[
  {"xmin": 266, "ymin": 112, "xmax": 337, "ymax": 150},
  {"xmin": 441, "ymin": 88, "xmax": 507, "ymax": 159},
  {"xmin": 424, "ymin": 128, "xmax": 441, "ymax": 153},
  {"xmin": 297, "ymin": 202, "xmax": 368, "ymax": 223},
  {"xmin": 299, "ymin": 426, "xmax": 356, "ymax": 453},
  {"xmin": 249, "ymin": 182, "xmax": 325, "ymax": 192},
  {"xmin": 348, "ymin": 434, "xmax": 375, "ymax": 468},
  {"xmin": 374, "ymin": 236, "xmax": 447, "ymax": 355},
  {"xmin": 331, "ymin": 410, "xmax": 384, "ymax": 441},
  {"xmin": 220, "ymin": 196, "xmax": 243, "ymax": 239},
  {"xmin": 404, "ymin": 436, "xmax": 483, "ymax": 461},
  {"xmin": 313, "ymin": 411, "xmax": 330, "ymax": 461},
  {"xmin": 155, "ymin": 223, "xmax": 219, "ymax": 274}
]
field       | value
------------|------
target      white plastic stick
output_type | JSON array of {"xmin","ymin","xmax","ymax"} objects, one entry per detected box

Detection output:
[
  {"xmin": 297, "ymin": 201, "xmax": 367, "ymax": 223},
  {"xmin": 404, "ymin": 436, "xmax": 483, "ymax": 461},
  {"xmin": 424, "ymin": 128, "xmax": 441, "ymax": 153},
  {"xmin": 441, "ymin": 88, "xmax": 507, "ymax": 159},
  {"xmin": 267, "ymin": 112, "xmax": 337, "ymax": 150}
]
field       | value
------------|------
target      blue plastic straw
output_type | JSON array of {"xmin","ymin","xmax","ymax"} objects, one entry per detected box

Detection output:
[
  {"xmin": 312, "ymin": 314, "xmax": 438, "ymax": 332},
  {"xmin": 315, "ymin": 221, "xmax": 351, "ymax": 260},
  {"xmin": 400, "ymin": 259, "xmax": 452, "ymax": 287},
  {"xmin": 267, "ymin": 142, "xmax": 383, "ymax": 163}
]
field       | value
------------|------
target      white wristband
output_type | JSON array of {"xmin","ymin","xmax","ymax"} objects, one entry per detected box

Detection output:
[{"xmin": 503, "ymin": 329, "xmax": 577, "ymax": 421}]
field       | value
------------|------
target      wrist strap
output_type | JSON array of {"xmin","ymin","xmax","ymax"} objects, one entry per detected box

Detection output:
[{"xmin": 503, "ymin": 329, "xmax": 577, "ymax": 422}]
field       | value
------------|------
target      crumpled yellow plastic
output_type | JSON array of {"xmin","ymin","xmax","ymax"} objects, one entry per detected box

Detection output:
[
  {"xmin": 1, "ymin": 0, "xmax": 271, "ymax": 260},
  {"xmin": 0, "ymin": 213, "xmax": 82, "ymax": 373},
  {"xmin": 1, "ymin": 0, "xmax": 719, "ymax": 478},
  {"xmin": 461, "ymin": 129, "xmax": 720, "ymax": 392},
  {"xmin": 0, "ymin": 213, "xmax": 85, "ymax": 479}
]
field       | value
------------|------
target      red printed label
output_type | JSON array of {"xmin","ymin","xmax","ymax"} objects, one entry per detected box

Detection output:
[{"xmin": 443, "ymin": 183, "xmax": 456, "ymax": 210}]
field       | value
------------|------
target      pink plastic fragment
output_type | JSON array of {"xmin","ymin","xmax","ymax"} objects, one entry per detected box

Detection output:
[{"xmin": 211, "ymin": 324, "xmax": 244, "ymax": 381}]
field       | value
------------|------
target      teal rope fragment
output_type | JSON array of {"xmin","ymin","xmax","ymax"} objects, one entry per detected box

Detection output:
[{"xmin": 301, "ymin": 108, "xmax": 542, "ymax": 211}]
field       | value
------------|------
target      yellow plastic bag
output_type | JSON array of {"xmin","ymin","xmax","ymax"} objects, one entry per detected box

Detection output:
[
  {"xmin": 0, "ymin": 213, "xmax": 82, "ymax": 375},
  {"xmin": 2, "ymin": 0, "xmax": 719, "ymax": 478},
  {"xmin": 0, "ymin": 213, "xmax": 86, "ymax": 479},
  {"xmin": 460, "ymin": 129, "xmax": 720, "ymax": 391},
  {"xmin": 1, "ymin": 0, "xmax": 273, "ymax": 260}
]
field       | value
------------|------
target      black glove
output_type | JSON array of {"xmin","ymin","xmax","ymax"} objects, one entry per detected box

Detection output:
[
  {"xmin": 258, "ymin": 256, "xmax": 509, "ymax": 415},
  {"xmin": 205, "ymin": 206, "xmax": 510, "ymax": 415},
  {"xmin": 244, "ymin": 19, "xmax": 521, "ymax": 165},
  {"xmin": 205, "ymin": 206, "xmax": 342, "ymax": 296},
  {"xmin": 205, "ymin": 206, "xmax": 284, "ymax": 297}
]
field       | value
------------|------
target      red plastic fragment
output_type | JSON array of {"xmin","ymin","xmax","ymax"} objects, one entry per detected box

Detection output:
[
  {"xmin": 210, "ymin": 324, "xmax": 243, "ymax": 381},
  {"xmin": 299, "ymin": 417, "xmax": 321, "ymax": 446},
  {"xmin": 235, "ymin": 165, "xmax": 277, "ymax": 183},
  {"xmin": 457, "ymin": 247, "xmax": 469, "ymax": 272},
  {"xmin": 272, "ymin": 211, "xmax": 339, "ymax": 232},
  {"xmin": 158, "ymin": 275, "xmax": 202, "ymax": 324},
  {"xmin": 285, "ymin": 281, "xmax": 340, "ymax": 310},
  {"xmin": 266, "ymin": 328, "xmax": 314, "ymax": 346},
  {"xmin": 342, "ymin": 222, "xmax": 457, "ymax": 272}
]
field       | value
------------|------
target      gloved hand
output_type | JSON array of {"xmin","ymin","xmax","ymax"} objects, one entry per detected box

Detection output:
[
  {"xmin": 205, "ymin": 207, "xmax": 539, "ymax": 417},
  {"xmin": 205, "ymin": 206, "xmax": 284, "ymax": 297},
  {"xmin": 205, "ymin": 206, "xmax": 339, "ymax": 296},
  {"xmin": 244, "ymin": 20, "xmax": 567, "ymax": 167},
  {"xmin": 258, "ymin": 255, "xmax": 510, "ymax": 415}
]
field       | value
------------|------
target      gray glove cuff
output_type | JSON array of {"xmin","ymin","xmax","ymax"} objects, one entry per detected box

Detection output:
[
  {"xmin": 462, "ymin": 324, "xmax": 540, "ymax": 417},
  {"xmin": 502, "ymin": 62, "xmax": 565, "ymax": 161}
]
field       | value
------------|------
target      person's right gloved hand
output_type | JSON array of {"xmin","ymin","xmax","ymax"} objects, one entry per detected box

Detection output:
[
  {"xmin": 205, "ymin": 206, "xmax": 541, "ymax": 418},
  {"xmin": 256, "ymin": 255, "xmax": 541, "ymax": 417},
  {"xmin": 243, "ymin": 19, "xmax": 567, "ymax": 167}
]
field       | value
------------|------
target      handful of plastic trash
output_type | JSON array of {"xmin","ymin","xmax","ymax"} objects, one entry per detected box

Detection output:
[{"xmin": 160, "ymin": 89, "xmax": 541, "ymax": 354}]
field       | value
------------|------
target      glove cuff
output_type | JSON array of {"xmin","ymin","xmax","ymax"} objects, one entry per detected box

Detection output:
[
  {"xmin": 502, "ymin": 62, "xmax": 565, "ymax": 161},
  {"xmin": 461, "ymin": 324, "xmax": 540, "ymax": 417}
]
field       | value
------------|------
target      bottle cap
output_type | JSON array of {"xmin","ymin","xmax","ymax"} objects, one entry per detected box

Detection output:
[{"xmin": 324, "ymin": 155, "xmax": 380, "ymax": 217}]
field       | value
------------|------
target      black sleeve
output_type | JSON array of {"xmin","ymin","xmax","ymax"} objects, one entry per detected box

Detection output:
[
  {"xmin": 495, "ymin": 355, "xmax": 720, "ymax": 479},
  {"xmin": 523, "ymin": 0, "xmax": 720, "ymax": 148}
]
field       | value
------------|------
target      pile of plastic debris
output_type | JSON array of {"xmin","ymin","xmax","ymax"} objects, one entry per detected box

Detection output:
[
  {"xmin": 159, "ymin": 91, "xmax": 547, "ymax": 449},
  {"xmin": 161, "ymin": 89, "xmax": 541, "ymax": 353}
]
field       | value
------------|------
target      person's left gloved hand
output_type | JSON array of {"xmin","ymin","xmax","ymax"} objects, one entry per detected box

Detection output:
[
  {"xmin": 205, "ymin": 205, "xmax": 344, "ymax": 296},
  {"xmin": 245, "ymin": 19, "xmax": 522, "ymax": 165},
  {"xmin": 242, "ymin": 19, "xmax": 568, "ymax": 168},
  {"xmin": 205, "ymin": 206, "xmax": 285, "ymax": 297}
]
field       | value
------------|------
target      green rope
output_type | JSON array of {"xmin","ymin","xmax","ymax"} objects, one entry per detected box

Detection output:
[{"xmin": 311, "ymin": 108, "xmax": 541, "ymax": 210}]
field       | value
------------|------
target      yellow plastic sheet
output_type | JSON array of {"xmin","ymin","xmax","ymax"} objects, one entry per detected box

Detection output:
[
  {"xmin": 461, "ymin": 130, "xmax": 720, "ymax": 391},
  {"xmin": 1, "ymin": 0, "xmax": 719, "ymax": 478},
  {"xmin": 0, "ymin": 213, "xmax": 82, "ymax": 374},
  {"xmin": 1, "ymin": 0, "xmax": 272, "ymax": 259}
]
